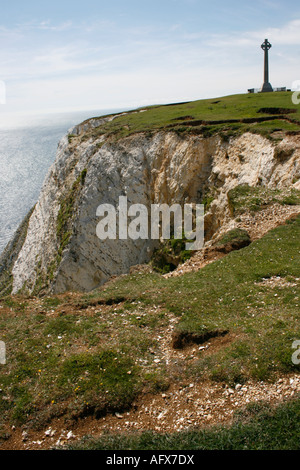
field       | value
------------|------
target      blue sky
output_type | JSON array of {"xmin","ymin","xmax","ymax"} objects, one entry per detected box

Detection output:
[{"xmin": 1, "ymin": 0, "xmax": 300, "ymax": 124}]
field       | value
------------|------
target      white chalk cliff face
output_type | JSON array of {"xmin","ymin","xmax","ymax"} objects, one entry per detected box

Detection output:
[{"xmin": 11, "ymin": 114, "xmax": 300, "ymax": 294}]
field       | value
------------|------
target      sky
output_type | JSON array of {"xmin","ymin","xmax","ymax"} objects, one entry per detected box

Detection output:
[{"xmin": 0, "ymin": 0, "xmax": 300, "ymax": 125}]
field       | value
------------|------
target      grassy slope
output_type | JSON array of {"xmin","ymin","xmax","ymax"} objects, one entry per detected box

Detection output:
[
  {"xmin": 0, "ymin": 216, "xmax": 299, "ymax": 447},
  {"xmin": 84, "ymin": 215, "xmax": 300, "ymax": 383}
]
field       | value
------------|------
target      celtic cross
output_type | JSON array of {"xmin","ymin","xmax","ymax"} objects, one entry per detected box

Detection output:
[{"xmin": 261, "ymin": 39, "xmax": 273, "ymax": 92}]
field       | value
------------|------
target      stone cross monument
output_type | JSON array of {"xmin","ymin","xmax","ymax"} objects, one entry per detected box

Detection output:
[{"xmin": 261, "ymin": 39, "xmax": 273, "ymax": 92}]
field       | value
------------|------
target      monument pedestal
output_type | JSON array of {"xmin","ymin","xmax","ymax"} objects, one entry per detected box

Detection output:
[{"xmin": 261, "ymin": 82, "xmax": 273, "ymax": 93}]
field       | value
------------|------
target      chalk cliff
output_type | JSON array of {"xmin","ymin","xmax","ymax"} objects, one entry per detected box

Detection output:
[{"xmin": 6, "ymin": 112, "xmax": 300, "ymax": 295}]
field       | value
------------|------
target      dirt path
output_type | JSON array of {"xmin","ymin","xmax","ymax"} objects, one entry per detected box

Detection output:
[{"xmin": 1, "ymin": 374, "xmax": 299, "ymax": 450}]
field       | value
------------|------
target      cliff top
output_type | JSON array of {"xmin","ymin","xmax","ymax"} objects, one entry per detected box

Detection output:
[{"xmin": 79, "ymin": 91, "xmax": 300, "ymax": 141}]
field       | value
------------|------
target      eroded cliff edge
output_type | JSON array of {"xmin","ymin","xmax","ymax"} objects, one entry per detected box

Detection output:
[{"xmin": 2, "ymin": 111, "xmax": 300, "ymax": 295}]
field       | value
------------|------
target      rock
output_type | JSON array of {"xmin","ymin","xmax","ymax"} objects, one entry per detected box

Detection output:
[
  {"xmin": 32, "ymin": 440, "xmax": 43, "ymax": 446},
  {"xmin": 157, "ymin": 410, "xmax": 167, "ymax": 420},
  {"xmin": 45, "ymin": 428, "xmax": 54, "ymax": 437},
  {"xmin": 7, "ymin": 120, "xmax": 300, "ymax": 295}
]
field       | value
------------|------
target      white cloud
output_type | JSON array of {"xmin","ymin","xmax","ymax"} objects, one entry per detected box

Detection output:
[
  {"xmin": 37, "ymin": 20, "xmax": 73, "ymax": 31},
  {"xmin": 206, "ymin": 18, "xmax": 300, "ymax": 47},
  {"xmin": 1, "ymin": 15, "xmax": 299, "ymax": 119}
]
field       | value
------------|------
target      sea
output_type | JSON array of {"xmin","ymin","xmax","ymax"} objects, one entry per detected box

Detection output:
[{"xmin": 0, "ymin": 108, "xmax": 124, "ymax": 254}]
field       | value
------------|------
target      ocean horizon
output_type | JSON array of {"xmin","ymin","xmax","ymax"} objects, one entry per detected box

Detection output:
[{"xmin": 0, "ymin": 108, "xmax": 126, "ymax": 254}]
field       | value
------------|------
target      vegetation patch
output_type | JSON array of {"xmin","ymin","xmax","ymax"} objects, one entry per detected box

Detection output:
[
  {"xmin": 257, "ymin": 107, "xmax": 297, "ymax": 115},
  {"xmin": 56, "ymin": 350, "xmax": 140, "ymax": 418},
  {"xmin": 68, "ymin": 134, "xmax": 76, "ymax": 144},
  {"xmin": 216, "ymin": 228, "xmax": 251, "ymax": 249},
  {"xmin": 151, "ymin": 237, "xmax": 193, "ymax": 274},
  {"xmin": 228, "ymin": 184, "xmax": 300, "ymax": 215},
  {"xmin": 56, "ymin": 169, "xmax": 87, "ymax": 243},
  {"xmin": 0, "ymin": 293, "xmax": 168, "ymax": 430},
  {"xmin": 172, "ymin": 329, "xmax": 229, "ymax": 350},
  {"xmin": 0, "ymin": 207, "xmax": 35, "ymax": 297},
  {"xmin": 32, "ymin": 167, "xmax": 89, "ymax": 293},
  {"xmin": 274, "ymin": 146, "xmax": 295, "ymax": 162}
]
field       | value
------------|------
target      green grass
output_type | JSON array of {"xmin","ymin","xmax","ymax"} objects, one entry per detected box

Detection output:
[
  {"xmin": 0, "ymin": 215, "xmax": 299, "ymax": 434},
  {"xmin": 56, "ymin": 350, "xmax": 140, "ymax": 416},
  {"xmin": 216, "ymin": 228, "xmax": 251, "ymax": 246},
  {"xmin": 228, "ymin": 184, "xmax": 300, "ymax": 215},
  {"xmin": 56, "ymin": 169, "xmax": 87, "ymax": 242},
  {"xmin": 82, "ymin": 92, "xmax": 300, "ymax": 141},
  {"xmin": 30, "ymin": 168, "xmax": 89, "ymax": 294},
  {"xmin": 0, "ymin": 300, "xmax": 167, "ymax": 429},
  {"xmin": 66, "ymin": 396, "xmax": 300, "ymax": 450},
  {"xmin": 42, "ymin": 297, "xmax": 62, "ymax": 309},
  {"xmin": 83, "ymin": 215, "xmax": 300, "ymax": 383},
  {"xmin": 0, "ymin": 207, "xmax": 35, "ymax": 297},
  {"xmin": 151, "ymin": 237, "xmax": 193, "ymax": 274}
]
